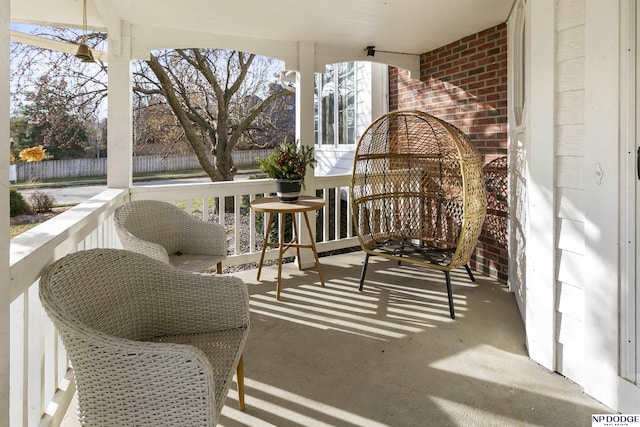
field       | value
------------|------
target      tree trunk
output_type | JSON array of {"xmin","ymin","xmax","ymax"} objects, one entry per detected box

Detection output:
[{"xmin": 147, "ymin": 54, "xmax": 224, "ymax": 181}]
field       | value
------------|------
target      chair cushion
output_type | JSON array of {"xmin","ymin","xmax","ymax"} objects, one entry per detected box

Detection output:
[{"xmin": 169, "ymin": 254, "xmax": 226, "ymax": 272}]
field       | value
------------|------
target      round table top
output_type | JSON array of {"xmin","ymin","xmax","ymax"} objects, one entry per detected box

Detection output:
[{"xmin": 250, "ymin": 196, "xmax": 326, "ymax": 213}]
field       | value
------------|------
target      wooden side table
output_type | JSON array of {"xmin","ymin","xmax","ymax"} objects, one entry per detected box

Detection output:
[{"xmin": 250, "ymin": 196, "xmax": 326, "ymax": 299}]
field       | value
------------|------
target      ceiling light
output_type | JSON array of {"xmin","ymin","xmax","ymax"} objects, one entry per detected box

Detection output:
[{"xmin": 75, "ymin": 0, "xmax": 95, "ymax": 62}]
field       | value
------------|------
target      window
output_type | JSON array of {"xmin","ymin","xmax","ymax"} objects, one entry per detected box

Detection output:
[{"xmin": 315, "ymin": 62, "xmax": 357, "ymax": 146}]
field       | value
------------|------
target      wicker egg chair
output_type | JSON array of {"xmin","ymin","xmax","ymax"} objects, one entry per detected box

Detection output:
[{"xmin": 350, "ymin": 110, "xmax": 487, "ymax": 319}]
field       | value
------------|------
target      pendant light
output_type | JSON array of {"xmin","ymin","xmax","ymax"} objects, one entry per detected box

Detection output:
[{"xmin": 75, "ymin": 0, "xmax": 95, "ymax": 62}]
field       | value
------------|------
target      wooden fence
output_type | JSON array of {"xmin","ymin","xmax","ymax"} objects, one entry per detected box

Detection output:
[{"xmin": 13, "ymin": 150, "xmax": 271, "ymax": 182}]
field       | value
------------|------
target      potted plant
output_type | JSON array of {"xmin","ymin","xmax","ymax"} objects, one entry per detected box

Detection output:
[{"xmin": 258, "ymin": 140, "xmax": 316, "ymax": 202}]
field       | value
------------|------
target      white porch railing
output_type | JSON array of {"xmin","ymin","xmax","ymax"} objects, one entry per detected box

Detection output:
[
  {"xmin": 130, "ymin": 175, "xmax": 357, "ymax": 267},
  {"xmin": 9, "ymin": 189, "xmax": 128, "ymax": 427},
  {"xmin": 8, "ymin": 174, "xmax": 355, "ymax": 426}
]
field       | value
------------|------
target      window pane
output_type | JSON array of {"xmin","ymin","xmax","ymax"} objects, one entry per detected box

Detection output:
[
  {"xmin": 321, "ymin": 65, "xmax": 335, "ymax": 145},
  {"xmin": 314, "ymin": 74, "xmax": 320, "ymax": 145},
  {"xmin": 337, "ymin": 62, "xmax": 356, "ymax": 145}
]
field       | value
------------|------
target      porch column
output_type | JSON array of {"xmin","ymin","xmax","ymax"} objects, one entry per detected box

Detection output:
[
  {"xmin": 583, "ymin": 0, "xmax": 620, "ymax": 409},
  {"xmin": 525, "ymin": 0, "xmax": 555, "ymax": 371},
  {"xmin": 107, "ymin": 22, "xmax": 133, "ymax": 189},
  {"xmin": 0, "ymin": 0, "xmax": 9, "ymax": 424},
  {"xmin": 296, "ymin": 41, "xmax": 318, "ymax": 269}
]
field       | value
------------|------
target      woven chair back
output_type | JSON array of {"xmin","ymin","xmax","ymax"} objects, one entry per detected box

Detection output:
[
  {"xmin": 115, "ymin": 200, "xmax": 184, "ymax": 254},
  {"xmin": 350, "ymin": 110, "xmax": 487, "ymax": 270},
  {"xmin": 40, "ymin": 249, "xmax": 190, "ymax": 341}
]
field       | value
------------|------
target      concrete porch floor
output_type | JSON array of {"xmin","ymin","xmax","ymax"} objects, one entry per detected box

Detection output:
[{"xmin": 62, "ymin": 251, "xmax": 613, "ymax": 426}]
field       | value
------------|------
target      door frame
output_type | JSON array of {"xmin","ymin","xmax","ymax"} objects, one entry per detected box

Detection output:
[
  {"xmin": 620, "ymin": 0, "xmax": 638, "ymax": 385},
  {"xmin": 507, "ymin": 0, "xmax": 527, "ymax": 321}
]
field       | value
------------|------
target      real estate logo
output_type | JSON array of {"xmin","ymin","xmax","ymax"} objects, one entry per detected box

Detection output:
[{"xmin": 592, "ymin": 414, "xmax": 640, "ymax": 426}]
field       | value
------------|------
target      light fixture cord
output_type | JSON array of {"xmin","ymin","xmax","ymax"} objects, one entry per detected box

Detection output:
[{"xmin": 82, "ymin": 0, "xmax": 88, "ymax": 44}]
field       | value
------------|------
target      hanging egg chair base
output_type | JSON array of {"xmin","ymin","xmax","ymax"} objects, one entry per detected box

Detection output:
[{"xmin": 357, "ymin": 239, "xmax": 476, "ymax": 319}]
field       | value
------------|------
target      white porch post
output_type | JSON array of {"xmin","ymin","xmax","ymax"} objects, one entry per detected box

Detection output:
[
  {"xmin": 297, "ymin": 41, "xmax": 317, "ymax": 269},
  {"xmin": 525, "ymin": 0, "xmax": 556, "ymax": 371},
  {"xmin": 0, "ymin": 0, "xmax": 9, "ymax": 424},
  {"xmin": 107, "ymin": 22, "xmax": 133, "ymax": 189},
  {"xmin": 583, "ymin": 0, "xmax": 620, "ymax": 409}
]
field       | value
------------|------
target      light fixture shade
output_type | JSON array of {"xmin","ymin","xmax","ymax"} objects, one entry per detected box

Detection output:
[{"xmin": 75, "ymin": 43, "xmax": 94, "ymax": 62}]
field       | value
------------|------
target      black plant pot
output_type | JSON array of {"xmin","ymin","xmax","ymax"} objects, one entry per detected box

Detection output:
[{"xmin": 275, "ymin": 179, "xmax": 302, "ymax": 203}]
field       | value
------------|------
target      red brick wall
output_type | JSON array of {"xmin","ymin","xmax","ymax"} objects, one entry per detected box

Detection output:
[{"xmin": 389, "ymin": 23, "xmax": 509, "ymax": 283}]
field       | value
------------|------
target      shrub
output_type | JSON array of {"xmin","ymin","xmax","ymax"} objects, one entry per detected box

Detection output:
[
  {"xmin": 10, "ymin": 189, "xmax": 28, "ymax": 217},
  {"xmin": 30, "ymin": 190, "xmax": 56, "ymax": 213}
]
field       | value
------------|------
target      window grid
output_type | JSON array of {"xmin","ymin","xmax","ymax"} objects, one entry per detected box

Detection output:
[{"xmin": 315, "ymin": 62, "xmax": 357, "ymax": 147}]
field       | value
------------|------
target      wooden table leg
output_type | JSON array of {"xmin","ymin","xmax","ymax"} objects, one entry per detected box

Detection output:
[
  {"xmin": 256, "ymin": 212, "xmax": 273, "ymax": 281},
  {"xmin": 276, "ymin": 212, "xmax": 286, "ymax": 300},
  {"xmin": 303, "ymin": 211, "xmax": 325, "ymax": 287}
]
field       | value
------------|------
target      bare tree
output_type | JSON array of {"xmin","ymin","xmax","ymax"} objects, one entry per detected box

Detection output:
[
  {"xmin": 11, "ymin": 27, "xmax": 295, "ymax": 181},
  {"xmin": 133, "ymin": 95, "xmax": 191, "ymax": 156},
  {"xmin": 10, "ymin": 26, "xmax": 108, "ymax": 118},
  {"xmin": 137, "ymin": 49, "xmax": 292, "ymax": 181}
]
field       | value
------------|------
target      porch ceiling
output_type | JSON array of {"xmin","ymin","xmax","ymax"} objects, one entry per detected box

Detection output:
[{"xmin": 11, "ymin": 0, "xmax": 514, "ymax": 59}]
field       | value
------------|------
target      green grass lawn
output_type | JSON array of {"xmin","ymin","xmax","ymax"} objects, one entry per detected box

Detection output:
[
  {"xmin": 9, "ymin": 166, "xmax": 263, "ymax": 238},
  {"xmin": 10, "ymin": 222, "xmax": 39, "ymax": 238}
]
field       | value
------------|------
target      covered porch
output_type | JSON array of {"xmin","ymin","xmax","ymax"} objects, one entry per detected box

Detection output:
[
  {"xmin": 58, "ymin": 249, "xmax": 610, "ymax": 426},
  {"xmin": 4, "ymin": 0, "xmax": 638, "ymax": 425},
  {"xmin": 5, "ymin": 4, "xmax": 518, "ymax": 424},
  {"xmin": 8, "ymin": 173, "xmax": 611, "ymax": 426}
]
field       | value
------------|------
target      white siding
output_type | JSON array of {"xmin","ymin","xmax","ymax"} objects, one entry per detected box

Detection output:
[
  {"xmin": 519, "ymin": 0, "xmax": 637, "ymax": 410},
  {"xmin": 556, "ymin": 0, "xmax": 585, "ymax": 31},
  {"xmin": 555, "ymin": 123, "xmax": 584, "ymax": 156},
  {"xmin": 554, "ymin": 0, "xmax": 586, "ymax": 386},
  {"xmin": 557, "ymin": 187, "xmax": 585, "ymax": 221},
  {"xmin": 582, "ymin": 0, "xmax": 624, "ymax": 405}
]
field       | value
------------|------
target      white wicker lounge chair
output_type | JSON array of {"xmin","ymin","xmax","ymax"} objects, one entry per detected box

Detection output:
[
  {"xmin": 115, "ymin": 199, "xmax": 227, "ymax": 273},
  {"xmin": 39, "ymin": 248, "xmax": 249, "ymax": 426}
]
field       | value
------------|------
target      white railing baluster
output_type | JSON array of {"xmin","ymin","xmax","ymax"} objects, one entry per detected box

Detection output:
[
  {"xmin": 43, "ymin": 316, "xmax": 55, "ymax": 407},
  {"xmin": 27, "ymin": 285, "xmax": 42, "ymax": 427},
  {"xmin": 322, "ymin": 187, "xmax": 329, "ymax": 242},
  {"xmin": 249, "ymin": 194, "xmax": 257, "ymax": 253},
  {"xmin": 9, "ymin": 295, "xmax": 25, "ymax": 427},
  {"xmin": 334, "ymin": 187, "xmax": 340, "ymax": 239},
  {"xmin": 219, "ymin": 196, "xmax": 226, "ymax": 224},
  {"xmin": 346, "ymin": 187, "xmax": 353, "ymax": 239},
  {"xmin": 234, "ymin": 195, "xmax": 241, "ymax": 256}
]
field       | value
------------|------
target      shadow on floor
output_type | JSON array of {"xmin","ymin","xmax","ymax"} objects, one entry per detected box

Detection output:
[
  {"xmin": 60, "ymin": 251, "xmax": 613, "ymax": 426},
  {"xmin": 221, "ymin": 252, "xmax": 612, "ymax": 427}
]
